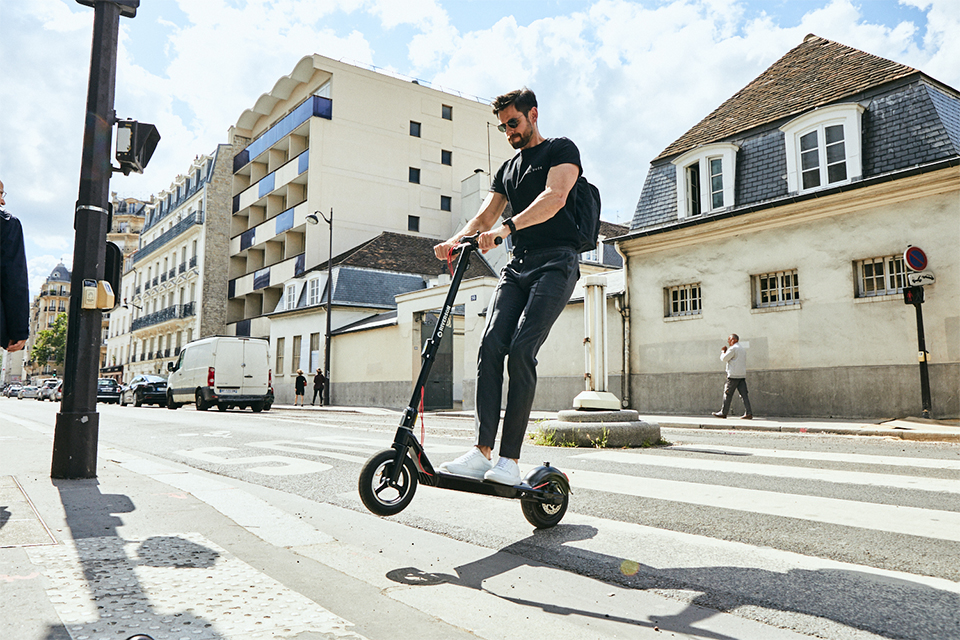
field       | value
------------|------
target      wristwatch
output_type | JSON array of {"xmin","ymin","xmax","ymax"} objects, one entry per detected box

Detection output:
[{"xmin": 504, "ymin": 218, "xmax": 517, "ymax": 235}]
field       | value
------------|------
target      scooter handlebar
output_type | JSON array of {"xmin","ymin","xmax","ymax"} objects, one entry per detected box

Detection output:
[{"xmin": 451, "ymin": 234, "xmax": 502, "ymax": 255}]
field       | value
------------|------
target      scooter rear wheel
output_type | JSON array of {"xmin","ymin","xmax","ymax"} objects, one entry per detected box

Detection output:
[
  {"xmin": 521, "ymin": 478, "xmax": 569, "ymax": 529},
  {"xmin": 359, "ymin": 449, "xmax": 418, "ymax": 516}
]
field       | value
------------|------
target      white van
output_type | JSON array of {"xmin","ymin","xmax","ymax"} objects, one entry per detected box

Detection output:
[{"xmin": 166, "ymin": 336, "xmax": 272, "ymax": 412}]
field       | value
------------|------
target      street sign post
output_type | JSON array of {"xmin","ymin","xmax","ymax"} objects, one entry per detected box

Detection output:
[{"xmin": 902, "ymin": 246, "xmax": 931, "ymax": 419}]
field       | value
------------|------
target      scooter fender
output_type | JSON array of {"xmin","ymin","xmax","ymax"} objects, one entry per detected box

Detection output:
[{"xmin": 522, "ymin": 464, "xmax": 571, "ymax": 495}]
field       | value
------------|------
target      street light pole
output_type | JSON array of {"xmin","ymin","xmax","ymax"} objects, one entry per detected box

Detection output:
[
  {"xmin": 52, "ymin": 0, "xmax": 139, "ymax": 479},
  {"xmin": 307, "ymin": 208, "xmax": 334, "ymax": 406}
]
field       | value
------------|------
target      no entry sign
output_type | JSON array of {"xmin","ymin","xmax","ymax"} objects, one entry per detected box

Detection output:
[{"xmin": 904, "ymin": 246, "xmax": 928, "ymax": 272}]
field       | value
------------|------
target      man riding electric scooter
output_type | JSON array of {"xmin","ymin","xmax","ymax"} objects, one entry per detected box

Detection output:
[{"xmin": 433, "ymin": 87, "xmax": 583, "ymax": 486}]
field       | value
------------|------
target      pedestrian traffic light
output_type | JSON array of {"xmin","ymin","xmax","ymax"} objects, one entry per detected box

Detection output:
[
  {"xmin": 104, "ymin": 241, "xmax": 122, "ymax": 309},
  {"xmin": 115, "ymin": 119, "xmax": 160, "ymax": 175},
  {"xmin": 903, "ymin": 286, "xmax": 924, "ymax": 305}
]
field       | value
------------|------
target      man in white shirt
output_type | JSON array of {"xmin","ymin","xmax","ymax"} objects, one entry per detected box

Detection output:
[{"xmin": 712, "ymin": 334, "xmax": 753, "ymax": 419}]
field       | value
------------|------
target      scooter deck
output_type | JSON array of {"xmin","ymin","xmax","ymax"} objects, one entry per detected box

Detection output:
[{"xmin": 428, "ymin": 471, "xmax": 564, "ymax": 506}]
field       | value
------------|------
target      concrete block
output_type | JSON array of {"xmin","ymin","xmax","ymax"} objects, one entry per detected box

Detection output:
[{"xmin": 533, "ymin": 410, "xmax": 660, "ymax": 448}]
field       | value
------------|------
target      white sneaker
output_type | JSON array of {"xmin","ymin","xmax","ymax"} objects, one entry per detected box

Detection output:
[
  {"xmin": 438, "ymin": 448, "xmax": 493, "ymax": 479},
  {"xmin": 484, "ymin": 457, "xmax": 521, "ymax": 486}
]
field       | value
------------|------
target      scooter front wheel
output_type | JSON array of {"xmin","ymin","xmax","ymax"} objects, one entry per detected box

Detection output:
[
  {"xmin": 359, "ymin": 449, "xmax": 418, "ymax": 516},
  {"xmin": 521, "ymin": 478, "xmax": 569, "ymax": 529}
]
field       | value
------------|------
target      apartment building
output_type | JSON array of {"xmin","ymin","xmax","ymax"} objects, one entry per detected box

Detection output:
[
  {"xmin": 618, "ymin": 35, "xmax": 959, "ymax": 418},
  {"xmin": 226, "ymin": 54, "xmax": 513, "ymax": 339},
  {"xmin": 104, "ymin": 146, "xmax": 233, "ymax": 381},
  {"xmin": 22, "ymin": 263, "xmax": 71, "ymax": 380}
]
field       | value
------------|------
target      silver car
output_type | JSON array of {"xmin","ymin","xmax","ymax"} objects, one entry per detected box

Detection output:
[{"xmin": 18, "ymin": 385, "xmax": 40, "ymax": 399}]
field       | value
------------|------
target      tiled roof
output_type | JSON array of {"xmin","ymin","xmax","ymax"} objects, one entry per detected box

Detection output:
[
  {"xmin": 330, "ymin": 231, "xmax": 497, "ymax": 280},
  {"xmin": 655, "ymin": 34, "xmax": 919, "ymax": 161}
]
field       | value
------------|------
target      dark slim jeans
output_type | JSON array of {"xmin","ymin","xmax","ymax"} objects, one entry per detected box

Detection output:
[
  {"xmin": 721, "ymin": 377, "xmax": 752, "ymax": 416},
  {"xmin": 312, "ymin": 388, "xmax": 323, "ymax": 405},
  {"xmin": 475, "ymin": 247, "xmax": 580, "ymax": 459}
]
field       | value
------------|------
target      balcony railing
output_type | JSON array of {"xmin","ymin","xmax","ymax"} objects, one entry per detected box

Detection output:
[
  {"xmin": 169, "ymin": 268, "xmax": 176, "ymax": 279},
  {"xmin": 130, "ymin": 303, "xmax": 197, "ymax": 331},
  {"xmin": 160, "ymin": 273, "xmax": 167, "ymax": 282},
  {"xmin": 179, "ymin": 262, "xmax": 186, "ymax": 274},
  {"xmin": 132, "ymin": 210, "xmax": 204, "ymax": 264},
  {"xmin": 189, "ymin": 255, "xmax": 197, "ymax": 268}
]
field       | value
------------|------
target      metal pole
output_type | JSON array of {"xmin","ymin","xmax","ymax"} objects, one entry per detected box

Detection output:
[
  {"xmin": 914, "ymin": 299, "xmax": 932, "ymax": 419},
  {"xmin": 52, "ymin": 1, "xmax": 127, "ymax": 479},
  {"xmin": 324, "ymin": 207, "xmax": 333, "ymax": 406}
]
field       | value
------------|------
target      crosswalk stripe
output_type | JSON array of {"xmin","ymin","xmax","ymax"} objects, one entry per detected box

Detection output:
[
  {"xmin": 573, "ymin": 450, "xmax": 960, "ymax": 494},
  {"xmin": 563, "ymin": 467, "xmax": 960, "ymax": 542},
  {"xmin": 666, "ymin": 444, "xmax": 960, "ymax": 471}
]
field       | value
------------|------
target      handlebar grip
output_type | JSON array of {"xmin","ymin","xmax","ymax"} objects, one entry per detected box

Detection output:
[{"xmin": 494, "ymin": 237, "xmax": 503, "ymax": 246}]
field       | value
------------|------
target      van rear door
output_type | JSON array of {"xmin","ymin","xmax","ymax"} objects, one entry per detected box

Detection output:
[
  {"xmin": 240, "ymin": 340, "xmax": 269, "ymax": 396},
  {"xmin": 213, "ymin": 339, "xmax": 244, "ymax": 396}
]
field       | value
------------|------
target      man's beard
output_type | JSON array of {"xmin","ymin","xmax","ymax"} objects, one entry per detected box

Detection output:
[{"xmin": 509, "ymin": 128, "xmax": 532, "ymax": 149}]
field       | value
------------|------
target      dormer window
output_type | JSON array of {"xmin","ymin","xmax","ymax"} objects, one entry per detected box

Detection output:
[
  {"xmin": 672, "ymin": 143, "xmax": 738, "ymax": 219},
  {"xmin": 781, "ymin": 103, "xmax": 864, "ymax": 193}
]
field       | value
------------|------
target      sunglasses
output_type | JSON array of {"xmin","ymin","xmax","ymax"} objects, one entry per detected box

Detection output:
[{"xmin": 497, "ymin": 117, "xmax": 522, "ymax": 133}]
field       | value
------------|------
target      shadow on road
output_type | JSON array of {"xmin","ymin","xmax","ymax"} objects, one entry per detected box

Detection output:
[{"xmin": 387, "ymin": 523, "xmax": 960, "ymax": 640}]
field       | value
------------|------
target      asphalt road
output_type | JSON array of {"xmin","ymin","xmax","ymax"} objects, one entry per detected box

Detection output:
[{"xmin": 7, "ymin": 398, "xmax": 960, "ymax": 639}]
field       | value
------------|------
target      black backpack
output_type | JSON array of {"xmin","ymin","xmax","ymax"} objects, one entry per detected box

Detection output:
[{"xmin": 569, "ymin": 175, "xmax": 602, "ymax": 253}]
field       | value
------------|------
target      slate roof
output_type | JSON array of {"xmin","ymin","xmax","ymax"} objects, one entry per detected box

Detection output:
[
  {"xmin": 46, "ymin": 263, "xmax": 71, "ymax": 283},
  {"xmin": 630, "ymin": 35, "xmax": 960, "ymax": 234},
  {"xmin": 655, "ymin": 34, "xmax": 919, "ymax": 161},
  {"xmin": 330, "ymin": 231, "xmax": 497, "ymax": 280},
  {"xmin": 330, "ymin": 268, "xmax": 425, "ymax": 308}
]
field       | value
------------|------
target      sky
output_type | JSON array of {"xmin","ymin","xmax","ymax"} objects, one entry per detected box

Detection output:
[{"xmin": 1, "ymin": 0, "xmax": 958, "ymax": 296}]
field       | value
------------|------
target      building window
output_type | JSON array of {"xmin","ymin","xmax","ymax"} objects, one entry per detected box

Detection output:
[
  {"xmin": 309, "ymin": 332, "xmax": 320, "ymax": 372},
  {"xmin": 665, "ymin": 283, "xmax": 702, "ymax": 318},
  {"xmin": 441, "ymin": 104, "xmax": 452, "ymax": 120},
  {"xmin": 580, "ymin": 238, "xmax": 602, "ymax": 263},
  {"xmin": 781, "ymin": 103, "xmax": 864, "ymax": 193},
  {"xmin": 409, "ymin": 167, "xmax": 421, "ymax": 184},
  {"xmin": 753, "ymin": 270, "xmax": 799, "ymax": 308},
  {"xmin": 441, "ymin": 149, "xmax": 452, "ymax": 166},
  {"xmin": 856, "ymin": 255, "xmax": 905, "ymax": 297},
  {"xmin": 440, "ymin": 196, "xmax": 452, "ymax": 212},
  {"xmin": 291, "ymin": 335, "xmax": 302, "ymax": 373},
  {"xmin": 410, "ymin": 121, "xmax": 421, "ymax": 137},
  {"xmin": 307, "ymin": 278, "xmax": 320, "ymax": 306},
  {"xmin": 285, "ymin": 283, "xmax": 296, "ymax": 310},
  {"xmin": 408, "ymin": 215, "xmax": 420, "ymax": 232},
  {"xmin": 276, "ymin": 337, "xmax": 285, "ymax": 375},
  {"xmin": 672, "ymin": 143, "xmax": 738, "ymax": 219}
]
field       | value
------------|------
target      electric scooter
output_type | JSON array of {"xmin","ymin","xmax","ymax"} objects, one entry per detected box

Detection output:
[{"xmin": 358, "ymin": 233, "xmax": 571, "ymax": 528}]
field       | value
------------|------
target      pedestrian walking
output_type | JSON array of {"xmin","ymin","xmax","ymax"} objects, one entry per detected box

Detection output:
[
  {"xmin": 0, "ymin": 179, "xmax": 29, "ymax": 353},
  {"xmin": 294, "ymin": 369, "xmax": 306, "ymax": 406},
  {"xmin": 312, "ymin": 368, "xmax": 326, "ymax": 406},
  {"xmin": 433, "ymin": 87, "xmax": 583, "ymax": 485},
  {"xmin": 712, "ymin": 334, "xmax": 753, "ymax": 419}
]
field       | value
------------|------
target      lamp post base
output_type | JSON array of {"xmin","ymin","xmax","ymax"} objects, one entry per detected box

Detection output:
[{"xmin": 51, "ymin": 412, "xmax": 100, "ymax": 479}]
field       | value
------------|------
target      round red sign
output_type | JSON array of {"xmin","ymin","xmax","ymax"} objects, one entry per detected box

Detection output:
[{"xmin": 904, "ymin": 246, "xmax": 927, "ymax": 272}]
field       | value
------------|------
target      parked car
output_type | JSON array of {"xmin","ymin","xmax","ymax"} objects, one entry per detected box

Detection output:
[
  {"xmin": 4, "ymin": 384, "xmax": 23, "ymax": 398},
  {"xmin": 96, "ymin": 378, "xmax": 121, "ymax": 404},
  {"xmin": 166, "ymin": 336, "xmax": 271, "ymax": 412},
  {"xmin": 55, "ymin": 382, "xmax": 63, "ymax": 402},
  {"xmin": 38, "ymin": 378, "xmax": 61, "ymax": 401},
  {"xmin": 18, "ymin": 385, "xmax": 40, "ymax": 399},
  {"xmin": 120, "ymin": 375, "xmax": 168, "ymax": 407}
]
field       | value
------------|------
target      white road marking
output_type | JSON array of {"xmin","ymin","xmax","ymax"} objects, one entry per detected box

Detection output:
[
  {"xmin": 665, "ymin": 444, "xmax": 960, "ymax": 471},
  {"xmin": 176, "ymin": 447, "xmax": 331, "ymax": 475},
  {"xmin": 574, "ymin": 450, "xmax": 960, "ymax": 494},
  {"xmin": 564, "ymin": 467, "xmax": 960, "ymax": 542}
]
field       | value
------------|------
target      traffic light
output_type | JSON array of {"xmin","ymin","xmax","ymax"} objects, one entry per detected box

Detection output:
[
  {"xmin": 115, "ymin": 119, "xmax": 160, "ymax": 175},
  {"xmin": 903, "ymin": 286, "xmax": 924, "ymax": 305}
]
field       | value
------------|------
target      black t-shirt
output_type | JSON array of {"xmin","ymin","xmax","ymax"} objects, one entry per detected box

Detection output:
[{"xmin": 490, "ymin": 137, "xmax": 582, "ymax": 252}]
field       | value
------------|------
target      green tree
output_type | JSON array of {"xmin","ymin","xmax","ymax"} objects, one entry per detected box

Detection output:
[{"xmin": 32, "ymin": 313, "xmax": 69, "ymax": 367}]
